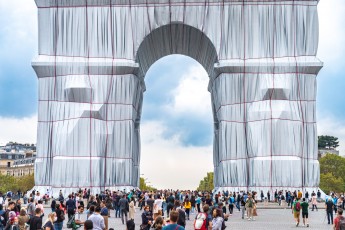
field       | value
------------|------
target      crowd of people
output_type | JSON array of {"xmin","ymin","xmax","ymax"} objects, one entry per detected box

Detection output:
[{"xmin": 0, "ymin": 188, "xmax": 345, "ymax": 229}]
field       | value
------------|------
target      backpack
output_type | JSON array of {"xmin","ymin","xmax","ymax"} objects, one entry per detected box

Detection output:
[
  {"xmin": 295, "ymin": 202, "xmax": 301, "ymax": 211},
  {"xmin": 66, "ymin": 215, "xmax": 76, "ymax": 229},
  {"xmin": 194, "ymin": 212, "xmax": 207, "ymax": 230},
  {"xmin": 339, "ymin": 216, "xmax": 345, "ymax": 230}
]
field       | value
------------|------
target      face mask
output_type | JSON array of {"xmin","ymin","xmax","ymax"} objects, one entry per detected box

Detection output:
[{"xmin": 54, "ymin": 217, "xmax": 57, "ymax": 222}]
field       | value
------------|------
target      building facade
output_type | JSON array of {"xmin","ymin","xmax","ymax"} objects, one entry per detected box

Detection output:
[{"xmin": 33, "ymin": 0, "xmax": 322, "ymax": 196}]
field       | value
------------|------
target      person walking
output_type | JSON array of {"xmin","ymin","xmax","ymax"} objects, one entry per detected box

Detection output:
[
  {"xmin": 301, "ymin": 198, "xmax": 309, "ymax": 227},
  {"xmin": 292, "ymin": 198, "xmax": 301, "ymax": 227},
  {"xmin": 228, "ymin": 195, "xmax": 234, "ymax": 215},
  {"xmin": 118, "ymin": 195, "xmax": 129, "ymax": 225},
  {"xmin": 183, "ymin": 198, "xmax": 191, "ymax": 220}
]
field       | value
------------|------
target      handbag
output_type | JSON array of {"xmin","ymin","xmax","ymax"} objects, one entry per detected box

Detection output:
[{"xmin": 140, "ymin": 224, "xmax": 148, "ymax": 230}]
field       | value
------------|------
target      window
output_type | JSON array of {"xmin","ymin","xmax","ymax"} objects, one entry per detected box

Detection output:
[{"xmin": 7, "ymin": 162, "xmax": 11, "ymax": 168}]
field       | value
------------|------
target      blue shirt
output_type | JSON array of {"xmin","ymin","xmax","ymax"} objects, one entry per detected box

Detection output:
[{"xmin": 162, "ymin": 224, "xmax": 184, "ymax": 230}]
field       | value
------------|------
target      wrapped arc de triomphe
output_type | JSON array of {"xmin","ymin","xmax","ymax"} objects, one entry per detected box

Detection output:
[{"xmin": 32, "ymin": 0, "xmax": 323, "ymax": 196}]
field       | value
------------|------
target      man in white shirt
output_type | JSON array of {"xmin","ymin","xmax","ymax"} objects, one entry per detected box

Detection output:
[
  {"xmin": 88, "ymin": 206, "xmax": 105, "ymax": 230},
  {"xmin": 75, "ymin": 205, "xmax": 85, "ymax": 225}
]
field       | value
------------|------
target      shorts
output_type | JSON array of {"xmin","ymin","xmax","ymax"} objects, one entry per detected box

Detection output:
[
  {"xmin": 302, "ymin": 212, "xmax": 308, "ymax": 218},
  {"xmin": 293, "ymin": 211, "xmax": 300, "ymax": 219}
]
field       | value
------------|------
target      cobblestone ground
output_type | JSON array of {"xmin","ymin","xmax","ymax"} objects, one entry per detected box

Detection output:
[{"xmin": 42, "ymin": 204, "xmax": 334, "ymax": 230}]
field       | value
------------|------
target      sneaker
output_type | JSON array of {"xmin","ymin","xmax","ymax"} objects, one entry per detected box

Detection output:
[
  {"xmin": 252, "ymin": 218, "xmax": 255, "ymax": 221},
  {"xmin": 307, "ymin": 224, "xmax": 309, "ymax": 227},
  {"xmin": 296, "ymin": 222, "xmax": 299, "ymax": 227}
]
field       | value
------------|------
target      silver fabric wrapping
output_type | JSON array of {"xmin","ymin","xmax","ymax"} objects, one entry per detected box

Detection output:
[{"xmin": 32, "ymin": 0, "xmax": 322, "ymax": 196}]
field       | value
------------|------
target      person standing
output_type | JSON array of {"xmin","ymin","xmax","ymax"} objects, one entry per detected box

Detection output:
[
  {"xmin": 245, "ymin": 195, "xmax": 255, "ymax": 221},
  {"xmin": 100, "ymin": 201, "xmax": 108, "ymax": 230},
  {"xmin": 300, "ymin": 198, "xmax": 309, "ymax": 227},
  {"xmin": 29, "ymin": 208, "xmax": 42, "ymax": 230},
  {"xmin": 166, "ymin": 193, "xmax": 175, "ymax": 218},
  {"xmin": 211, "ymin": 208, "xmax": 224, "ymax": 230},
  {"xmin": 88, "ymin": 206, "xmax": 105, "ymax": 230},
  {"xmin": 18, "ymin": 208, "xmax": 30, "ymax": 230},
  {"xmin": 141, "ymin": 205, "xmax": 153, "ymax": 230},
  {"xmin": 162, "ymin": 210, "xmax": 184, "ymax": 230},
  {"xmin": 118, "ymin": 195, "xmax": 129, "ymax": 225},
  {"xmin": 54, "ymin": 204, "xmax": 65, "ymax": 230},
  {"xmin": 333, "ymin": 209, "xmax": 345, "ymax": 230},
  {"xmin": 326, "ymin": 197, "xmax": 335, "ymax": 225},
  {"xmin": 240, "ymin": 196, "xmax": 246, "ymax": 219},
  {"xmin": 195, "ymin": 195, "xmax": 201, "ymax": 213},
  {"xmin": 311, "ymin": 193, "xmax": 318, "ymax": 211},
  {"xmin": 128, "ymin": 197, "xmax": 135, "ymax": 221}
]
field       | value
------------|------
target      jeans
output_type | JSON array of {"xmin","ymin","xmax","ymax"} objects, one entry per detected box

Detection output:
[
  {"xmin": 241, "ymin": 206, "xmax": 245, "ymax": 219},
  {"xmin": 312, "ymin": 204, "xmax": 318, "ymax": 211},
  {"xmin": 120, "ymin": 209, "xmax": 128, "ymax": 224},
  {"xmin": 196, "ymin": 203, "xmax": 201, "ymax": 213},
  {"xmin": 54, "ymin": 221, "xmax": 63, "ymax": 230},
  {"xmin": 67, "ymin": 209, "xmax": 75, "ymax": 220},
  {"xmin": 327, "ymin": 211, "xmax": 333, "ymax": 224},
  {"xmin": 229, "ymin": 204, "xmax": 234, "ymax": 214},
  {"xmin": 236, "ymin": 202, "xmax": 240, "ymax": 211},
  {"xmin": 115, "ymin": 206, "xmax": 120, "ymax": 218}
]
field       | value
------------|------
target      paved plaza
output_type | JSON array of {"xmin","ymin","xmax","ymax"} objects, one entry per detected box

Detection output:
[{"xmin": 40, "ymin": 204, "xmax": 334, "ymax": 230}]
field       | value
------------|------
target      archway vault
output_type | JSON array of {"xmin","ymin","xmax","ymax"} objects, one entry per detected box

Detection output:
[
  {"xmin": 32, "ymin": 0, "xmax": 323, "ymax": 196},
  {"xmin": 136, "ymin": 23, "xmax": 218, "ymax": 78}
]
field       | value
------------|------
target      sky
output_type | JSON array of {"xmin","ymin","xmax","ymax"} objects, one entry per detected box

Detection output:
[{"xmin": 0, "ymin": 0, "xmax": 344, "ymax": 190}]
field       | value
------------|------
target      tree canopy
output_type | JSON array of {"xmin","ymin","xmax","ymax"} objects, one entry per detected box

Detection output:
[
  {"xmin": 197, "ymin": 172, "xmax": 214, "ymax": 191},
  {"xmin": 0, "ymin": 174, "xmax": 34, "ymax": 194},
  {"xmin": 319, "ymin": 153, "xmax": 345, "ymax": 194},
  {"xmin": 139, "ymin": 177, "xmax": 156, "ymax": 191},
  {"xmin": 318, "ymin": 135, "xmax": 339, "ymax": 149}
]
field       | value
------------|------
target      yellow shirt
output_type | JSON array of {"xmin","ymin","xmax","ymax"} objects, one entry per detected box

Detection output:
[{"xmin": 184, "ymin": 201, "xmax": 191, "ymax": 209}]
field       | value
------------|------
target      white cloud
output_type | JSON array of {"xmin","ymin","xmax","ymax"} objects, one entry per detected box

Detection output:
[
  {"xmin": 318, "ymin": 114, "xmax": 345, "ymax": 156},
  {"xmin": 166, "ymin": 65, "xmax": 212, "ymax": 119},
  {"xmin": 0, "ymin": 1, "xmax": 38, "ymax": 59},
  {"xmin": 140, "ymin": 121, "xmax": 213, "ymax": 190},
  {"xmin": 0, "ymin": 115, "xmax": 37, "ymax": 145},
  {"xmin": 318, "ymin": 0, "xmax": 345, "ymax": 70}
]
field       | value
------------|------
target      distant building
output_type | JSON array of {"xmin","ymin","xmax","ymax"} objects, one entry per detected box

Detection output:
[
  {"xmin": 318, "ymin": 149, "xmax": 340, "ymax": 159},
  {"xmin": 0, "ymin": 142, "xmax": 36, "ymax": 176}
]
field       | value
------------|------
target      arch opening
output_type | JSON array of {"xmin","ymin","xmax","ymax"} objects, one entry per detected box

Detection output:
[{"xmin": 140, "ymin": 54, "xmax": 214, "ymax": 189}]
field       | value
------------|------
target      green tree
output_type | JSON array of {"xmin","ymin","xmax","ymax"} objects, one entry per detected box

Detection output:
[
  {"xmin": 320, "ymin": 172, "xmax": 344, "ymax": 194},
  {"xmin": 319, "ymin": 153, "xmax": 345, "ymax": 180},
  {"xmin": 197, "ymin": 172, "xmax": 214, "ymax": 191},
  {"xmin": 318, "ymin": 135, "xmax": 339, "ymax": 149},
  {"xmin": 0, "ymin": 174, "xmax": 34, "ymax": 194},
  {"xmin": 139, "ymin": 177, "xmax": 156, "ymax": 191}
]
